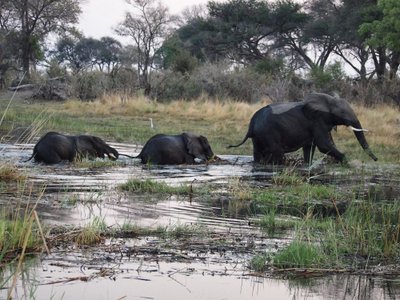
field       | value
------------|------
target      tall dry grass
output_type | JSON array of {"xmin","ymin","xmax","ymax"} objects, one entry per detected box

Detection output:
[
  {"xmin": 62, "ymin": 94, "xmax": 270, "ymax": 123},
  {"xmin": 353, "ymin": 104, "xmax": 400, "ymax": 148}
]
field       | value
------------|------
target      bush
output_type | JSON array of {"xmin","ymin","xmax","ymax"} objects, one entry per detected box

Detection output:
[
  {"xmin": 70, "ymin": 71, "xmax": 108, "ymax": 100},
  {"xmin": 151, "ymin": 62, "xmax": 270, "ymax": 102}
]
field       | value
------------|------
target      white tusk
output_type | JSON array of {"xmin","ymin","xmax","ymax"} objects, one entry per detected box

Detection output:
[{"xmin": 350, "ymin": 126, "xmax": 368, "ymax": 132}]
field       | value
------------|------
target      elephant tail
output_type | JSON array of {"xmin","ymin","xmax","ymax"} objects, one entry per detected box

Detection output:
[
  {"xmin": 24, "ymin": 151, "xmax": 36, "ymax": 162},
  {"xmin": 118, "ymin": 153, "xmax": 136, "ymax": 159},
  {"xmin": 227, "ymin": 133, "xmax": 250, "ymax": 148}
]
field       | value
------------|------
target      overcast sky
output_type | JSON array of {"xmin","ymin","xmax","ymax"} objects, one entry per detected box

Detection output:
[{"xmin": 78, "ymin": 0, "xmax": 215, "ymax": 41}]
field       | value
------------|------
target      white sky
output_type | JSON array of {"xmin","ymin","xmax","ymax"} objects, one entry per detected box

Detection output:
[{"xmin": 78, "ymin": 0, "xmax": 214, "ymax": 42}]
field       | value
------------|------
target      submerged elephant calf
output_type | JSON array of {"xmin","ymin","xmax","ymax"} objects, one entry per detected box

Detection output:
[
  {"xmin": 137, "ymin": 132, "xmax": 215, "ymax": 165},
  {"xmin": 229, "ymin": 92, "xmax": 378, "ymax": 164},
  {"xmin": 27, "ymin": 131, "xmax": 122, "ymax": 164}
]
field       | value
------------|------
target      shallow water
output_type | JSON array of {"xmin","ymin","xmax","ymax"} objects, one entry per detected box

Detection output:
[{"xmin": 1, "ymin": 142, "xmax": 400, "ymax": 300}]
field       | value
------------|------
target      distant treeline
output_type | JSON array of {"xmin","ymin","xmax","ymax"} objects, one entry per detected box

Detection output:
[{"xmin": 1, "ymin": 0, "xmax": 400, "ymax": 104}]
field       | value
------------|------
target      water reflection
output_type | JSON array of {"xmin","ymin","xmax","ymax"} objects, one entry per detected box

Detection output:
[
  {"xmin": 1, "ymin": 143, "xmax": 400, "ymax": 299},
  {"xmin": 288, "ymin": 274, "xmax": 400, "ymax": 300},
  {"xmin": 2, "ymin": 256, "xmax": 400, "ymax": 300}
]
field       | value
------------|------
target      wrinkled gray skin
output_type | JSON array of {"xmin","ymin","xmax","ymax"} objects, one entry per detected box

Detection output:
[
  {"xmin": 27, "ymin": 132, "xmax": 120, "ymax": 164},
  {"xmin": 137, "ymin": 132, "xmax": 214, "ymax": 165},
  {"xmin": 229, "ymin": 92, "xmax": 378, "ymax": 164}
]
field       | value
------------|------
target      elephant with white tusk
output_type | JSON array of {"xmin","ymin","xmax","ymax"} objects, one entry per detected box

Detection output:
[{"xmin": 228, "ymin": 92, "xmax": 378, "ymax": 164}]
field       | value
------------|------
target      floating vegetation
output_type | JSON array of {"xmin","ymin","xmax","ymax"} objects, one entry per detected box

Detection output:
[{"xmin": 119, "ymin": 178, "xmax": 191, "ymax": 195}]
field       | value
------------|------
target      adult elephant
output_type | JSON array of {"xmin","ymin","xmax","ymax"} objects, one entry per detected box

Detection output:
[
  {"xmin": 228, "ymin": 92, "xmax": 378, "ymax": 164},
  {"xmin": 27, "ymin": 132, "xmax": 122, "ymax": 164},
  {"xmin": 137, "ymin": 132, "xmax": 214, "ymax": 165}
]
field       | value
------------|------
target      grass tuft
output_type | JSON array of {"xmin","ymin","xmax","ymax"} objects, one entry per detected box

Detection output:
[
  {"xmin": 119, "ymin": 178, "xmax": 191, "ymax": 194},
  {"xmin": 273, "ymin": 240, "xmax": 326, "ymax": 268},
  {"xmin": 0, "ymin": 208, "xmax": 42, "ymax": 258},
  {"xmin": 0, "ymin": 164, "xmax": 26, "ymax": 182},
  {"xmin": 74, "ymin": 217, "xmax": 106, "ymax": 245}
]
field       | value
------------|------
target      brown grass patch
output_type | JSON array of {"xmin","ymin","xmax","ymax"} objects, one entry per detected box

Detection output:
[
  {"xmin": 62, "ymin": 94, "xmax": 268, "ymax": 124},
  {"xmin": 0, "ymin": 163, "xmax": 26, "ymax": 181}
]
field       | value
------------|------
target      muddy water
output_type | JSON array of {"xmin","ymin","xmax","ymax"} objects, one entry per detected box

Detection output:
[{"xmin": 1, "ymin": 143, "xmax": 400, "ymax": 300}]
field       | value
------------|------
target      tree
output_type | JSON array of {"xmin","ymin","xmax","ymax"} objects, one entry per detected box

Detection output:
[
  {"xmin": 158, "ymin": 33, "xmax": 197, "ymax": 73},
  {"xmin": 3, "ymin": 0, "xmax": 82, "ymax": 79},
  {"xmin": 176, "ymin": 0, "xmax": 310, "ymax": 69},
  {"xmin": 55, "ymin": 36, "xmax": 123, "ymax": 74},
  {"xmin": 115, "ymin": 0, "xmax": 177, "ymax": 94},
  {"xmin": 0, "ymin": 30, "xmax": 20, "ymax": 87},
  {"xmin": 97, "ymin": 37, "xmax": 122, "ymax": 73},
  {"xmin": 331, "ymin": 0, "xmax": 377, "ymax": 83},
  {"xmin": 360, "ymin": 0, "xmax": 400, "ymax": 80}
]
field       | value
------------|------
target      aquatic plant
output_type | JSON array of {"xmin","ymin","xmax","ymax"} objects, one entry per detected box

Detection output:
[
  {"xmin": 254, "ymin": 183, "xmax": 341, "ymax": 218},
  {"xmin": 0, "ymin": 211, "xmax": 41, "ymax": 255},
  {"xmin": 272, "ymin": 167, "xmax": 305, "ymax": 186},
  {"xmin": 250, "ymin": 254, "xmax": 269, "ymax": 272},
  {"xmin": 273, "ymin": 240, "xmax": 326, "ymax": 268},
  {"xmin": 74, "ymin": 217, "xmax": 106, "ymax": 245},
  {"xmin": 119, "ymin": 178, "xmax": 191, "ymax": 195}
]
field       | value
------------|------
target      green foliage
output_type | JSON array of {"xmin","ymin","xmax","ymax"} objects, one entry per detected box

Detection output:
[
  {"xmin": 254, "ymin": 183, "xmax": 340, "ymax": 218},
  {"xmin": 309, "ymin": 62, "xmax": 345, "ymax": 91},
  {"xmin": 119, "ymin": 179, "xmax": 191, "ymax": 195},
  {"xmin": 152, "ymin": 62, "xmax": 269, "ymax": 102},
  {"xmin": 252, "ymin": 57, "xmax": 285, "ymax": 77},
  {"xmin": 360, "ymin": 0, "xmax": 400, "ymax": 52},
  {"xmin": 159, "ymin": 34, "xmax": 198, "ymax": 73},
  {"xmin": 250, "ymin": 254, "xmax": 268, "ymax": 272},
  {"xmin": 71, "ymin": 71, "xmax": 108, "ymax": 100},
  {"xmin": 0, "ymin": 209, "xmax": 42, "ymax": 256},
  {"xmin": 273, "ymin": 240, "xmax": 326, "ymax": 268}
]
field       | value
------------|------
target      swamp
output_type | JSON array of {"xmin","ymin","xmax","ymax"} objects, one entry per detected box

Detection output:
[{"xmin": 0, "ymin": 93, "xmax": 400, "ymax": 299}]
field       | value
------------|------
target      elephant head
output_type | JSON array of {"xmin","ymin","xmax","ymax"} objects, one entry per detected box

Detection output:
[
  {"xmin": 303, "ymin": 93, "xmax": 377, "ymax": 161},
  {"xmin": 182, "ymin": 132, "xmax": 214, "ymax": 161},
  {"xmin": 75, "ymin": 135, "xmax": 119, "ymax": 160}
]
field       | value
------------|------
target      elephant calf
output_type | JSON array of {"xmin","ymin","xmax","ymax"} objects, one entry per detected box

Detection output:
[
  {"xmin": 27, "ymin": 131, "xmax": 120, "ymax": 164},
  {"xmin": 137, "ymin": 132, "xmax": 215, "ymax": 165}
]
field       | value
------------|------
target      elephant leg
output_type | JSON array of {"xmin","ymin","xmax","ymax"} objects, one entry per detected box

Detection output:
[
  {"xmin": 314, "ymin": 130, "xmax": 345, "ymax": 162},
  {"xmin": 253, "ymin": 149, "xmax": 263, "ymax": 163},
  {"xmin": 253, "ymin": 140, "xmax": 284, "ymax": 164},
  {"xmin": 44, "ymin": 151, "xmax": 63, "ymax": 164},
  {"xmin": 303, "ymin": 143, "xmax": 316, "ymax": 164},
  {"xmin": 271, "ymin": 152, "xmax": 284, "ymax": 164}
]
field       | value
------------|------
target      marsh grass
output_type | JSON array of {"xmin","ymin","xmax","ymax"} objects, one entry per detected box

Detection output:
[
  {"xmin": 272, "ymin": 168, "xmax": 305, "ymax": 185},
  {"xmin": 0, "ymin": 207, "xmax": 43, "ymax": 259},
  {"xmin": 0, "ymin": 164, "xmax": 26, "ymax": 182},
  {"xmin": 254, "ymin": 183, "xmax": 340, "ymax": 218},
  {"xmin": 263, "ymin": 184, "xmax": 400, "ymax": 270},
  {"xmin": 119, "ymin": 178, "xmax": 191, "ymax": 195},
  {"xmin": 325, "ymin": 200, "xmax": 400, "ymax": 260},
  {"xmin": 75, "ymin": 217, "xmax": 106, "ymax": 245},
  {"xmin": 259, "ymin": 210, "xmax": 299, "ymax": 235},
  {"xmin": 250, "ymin": 254, "xmax": 269, "ymax": 272},
  {"xmin": 273, "ymin": 240, "xmax": 327, "ymax": 268}
]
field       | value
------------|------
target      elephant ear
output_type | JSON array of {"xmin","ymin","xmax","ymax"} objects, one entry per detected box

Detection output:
[
  {"xmin": 182, "ymin": 132, "xmax": 196, "ymax": 155},
  {"xmin": 183, "ymin": 132, "xmax": 205, "ymax": 160},
  {"xmin": 302, "ymin": 93, "xmax": 333, "ymax": 120}
]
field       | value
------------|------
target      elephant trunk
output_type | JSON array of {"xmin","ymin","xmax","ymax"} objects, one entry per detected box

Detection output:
[{"xmin": 351, "ymin": 121, "xmax": 378, "ymax": 161}]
